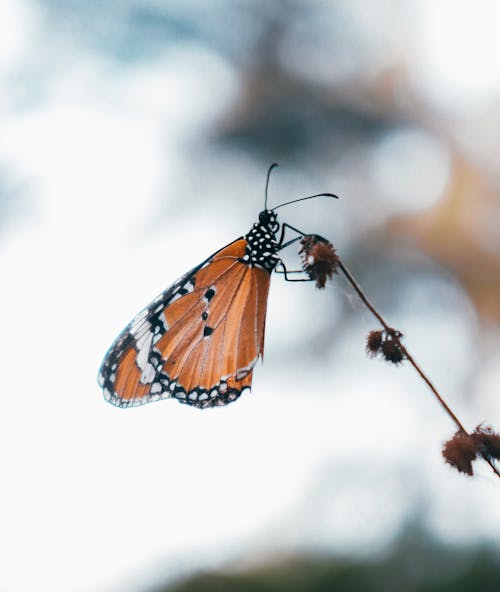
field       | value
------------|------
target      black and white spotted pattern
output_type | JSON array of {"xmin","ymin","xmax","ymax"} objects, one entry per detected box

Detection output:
[{"xmin": 240, "ymin": 210, "xmax": 281, "ymax": 272}]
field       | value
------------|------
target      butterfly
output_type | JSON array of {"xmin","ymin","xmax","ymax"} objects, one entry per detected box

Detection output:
[{"xmin": 98, "ymin": 164, "xmax": 337, "ymax": 409}]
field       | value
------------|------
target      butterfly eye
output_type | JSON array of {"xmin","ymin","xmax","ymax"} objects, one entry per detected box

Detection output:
[{"xmin": 258, "ymin": 210, "xmax": 271, "ymax": 225}]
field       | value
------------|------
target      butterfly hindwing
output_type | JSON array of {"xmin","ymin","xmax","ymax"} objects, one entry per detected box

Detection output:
[{"xmin": 98, "ymin": 238, "xmax": 271, "ymax": 409}]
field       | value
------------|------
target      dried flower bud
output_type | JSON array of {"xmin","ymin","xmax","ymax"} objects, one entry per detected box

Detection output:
[
  {"xmin": 471, "ymin": 425, "xmax": 500, "ymax": 461},
  {"xmin": 366, "ymin": 330, "xmax": 383, "ymax": 356},
  {"xmin": 442, "ymin": 430, "xmax": 477, "ymax": 476},
  {"xmin": 365, "ymin": 328, "xmax": 406, "ymax": 364},
  {"xmin": 381, "ymin": 338, "xmax": 404, "ymax": 364},
  {"xmin": 299, "ymin": 235, "xmax": 339, "ymax": 289}
]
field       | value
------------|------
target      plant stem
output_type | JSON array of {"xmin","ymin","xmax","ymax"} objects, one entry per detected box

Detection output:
[{"xmin": 337, "ymin": 259, "xmax": 500, "ymax": 479}]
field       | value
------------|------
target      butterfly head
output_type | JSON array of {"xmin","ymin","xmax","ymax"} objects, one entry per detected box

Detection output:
[{"xmin": 258, "ymin": 209, "xmax": 279, "ymax": 233}]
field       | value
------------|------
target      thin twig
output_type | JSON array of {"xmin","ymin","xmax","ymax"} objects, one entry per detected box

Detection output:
[
  {"xmin": 400, "ymin": 347, "xmax": 466, "ymax": 433},
  {"xmin": 338, "ymin": 261, "xmax": 390, "ymax": 331},
  {"xmin": 337, "ymin": 259, "xmax": 500, "ymax": 480},
  {"xmin": 483, "ymin": 457, "xmax": 500, "ymax": 478}
]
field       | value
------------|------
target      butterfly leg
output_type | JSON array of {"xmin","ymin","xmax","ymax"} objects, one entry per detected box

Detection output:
[
  {"xmin": 277, "ymin": 222, "xmax": 305, "ymax": 249},
  {"xmin": 278, "ymin": 223, "xmax": 328, "ymax": 249},
  {"xmin": 275, "ymin": 261, "xmax": 314, "ymax": 282},
  {"xmin": 275, "ymin": 223, "xmax": 316, "ymax": 281},
  {"xmin": 276, "ymin": 224, "xmax": 329, "ymax": 281}
]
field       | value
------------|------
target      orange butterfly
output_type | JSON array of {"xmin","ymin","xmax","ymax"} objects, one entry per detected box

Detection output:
[{"xmin": 98, "ymin": 165, "xmax": 337, "ymax": 409}]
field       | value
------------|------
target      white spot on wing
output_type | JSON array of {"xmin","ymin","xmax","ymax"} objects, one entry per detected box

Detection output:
[
  {"xmin": 140, "ymin": 363, "xmax": 156, "ymax": 384},
  {"xmin": 235, "ymin": 356, "xmax": 259, "ymax": 380},
  {"xmin": 158, "ymin": 311, "xmax": 168, "ymax": 329},
  {"xmin": 136, "ymin": 331, "xmax": 153, "ymax": 370}
]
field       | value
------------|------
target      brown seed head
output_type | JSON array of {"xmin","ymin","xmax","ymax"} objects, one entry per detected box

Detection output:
[
  {"xmin": 366, "ymin": 330, "xmax": 383, "ymax": 356},
  {"xmin": 381, "ymin": 339, "xmax": 404, "ymax": 364},
  {"xmin": 299, "ymin": 235, "xmax": 339, "ymax": 289},
  {"xmin": 471, "ymin": 425, "xmax": 500, "ymax": 461},
  {"xmin": 442, "ymin": 430, "xmax": 477, "ymax": 476}
]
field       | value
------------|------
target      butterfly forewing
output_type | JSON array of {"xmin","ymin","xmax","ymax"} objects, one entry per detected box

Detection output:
[{"xmin": 98, "ymin": 237, "xmax": 272, "ymax": 408}]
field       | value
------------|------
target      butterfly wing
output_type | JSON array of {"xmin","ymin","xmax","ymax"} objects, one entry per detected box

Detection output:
[{"xmin": 98, "ymin": 238, "xmax": 271, "ymax": 409}]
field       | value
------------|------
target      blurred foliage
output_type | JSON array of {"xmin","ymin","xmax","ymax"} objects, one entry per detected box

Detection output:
[
  {"xmin": 388, "ymin": 158, "xmax": 500, "ymax": 324},
  {"xmin": 152, "ymin": 537, "xmax": 500, "ymax": 592},
  {"xmin": 216, "ymin": 13, "xmax": 398, "ymax": 162},
  {"xmin": 17, "ymin": 0, "xmax": 500, "ymax": 332}
]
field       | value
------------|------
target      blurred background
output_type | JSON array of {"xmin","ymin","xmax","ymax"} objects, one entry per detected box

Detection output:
[{"xmin": 1, "ymin": 1, "xmax": 500, "ymax": 590}]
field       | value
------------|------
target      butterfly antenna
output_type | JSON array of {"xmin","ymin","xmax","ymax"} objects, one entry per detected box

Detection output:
[
  {"xmin": 272, "ymin": 192, "xmax": 339, "ymax": 211},
  {"xmin": 265, "ymin": 162, "xmax": 279, "ymax": 210}
]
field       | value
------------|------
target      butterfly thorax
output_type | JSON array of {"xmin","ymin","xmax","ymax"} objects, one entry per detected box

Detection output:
[{"xmin": 241, "ymin": 210, "xmax": 280, "ymax": 273}]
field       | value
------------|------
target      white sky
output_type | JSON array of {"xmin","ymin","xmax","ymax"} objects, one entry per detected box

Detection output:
[{"xmin": 1, "ymin": 1, "xmax": 500, "ymax": 591}]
